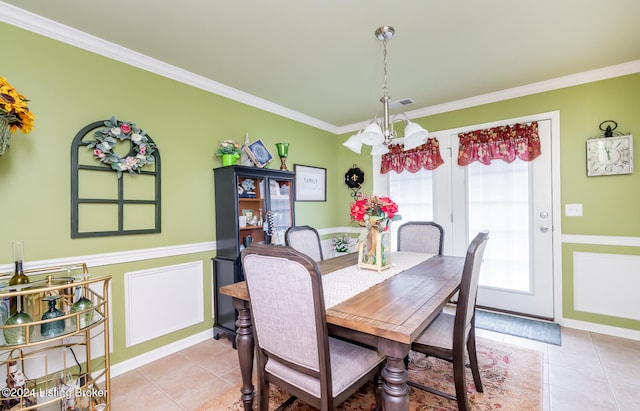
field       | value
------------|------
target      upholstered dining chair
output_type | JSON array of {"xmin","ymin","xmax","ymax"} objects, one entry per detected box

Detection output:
[
  {"xmin": 408, "ymin": 231, "xmax": 489, "ymax": 411},
  {"xmin": 397, "ymin": 221, "xmax": 444, "ymax": 255},
  {"xmin": 285, "ymin": 225, "xmax": 324, "ymax": 262},
  {"xmin": 241, "ymin": 244, "xmax": 385, "ymax": 411}
]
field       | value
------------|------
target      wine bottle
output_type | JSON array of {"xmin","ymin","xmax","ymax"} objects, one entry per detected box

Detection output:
[{"xmin": 9, "ymin": 241, "xmax": 29, "ymax": 286}]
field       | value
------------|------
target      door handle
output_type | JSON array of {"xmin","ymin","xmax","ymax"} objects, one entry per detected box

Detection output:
[{"xmin": 539, "ymin": 225, "xmax": 550, "ymax": 232}]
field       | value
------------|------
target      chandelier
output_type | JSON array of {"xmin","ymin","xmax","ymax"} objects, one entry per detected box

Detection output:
[{"xmin": 343, "ymin": 26, "xmax": 429, "ymax": 155}]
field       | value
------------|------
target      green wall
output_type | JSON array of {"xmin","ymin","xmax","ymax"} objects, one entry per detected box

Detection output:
[
  {"xmin": 0, "ymin": 22, "xmax": 343, "ymax": 365},
  {"xmin": 335, "ymin": 73, "xmax": 640, "ymax": 331},
  {"xmin": 2, "ymin": 19, "xmax": 640, "ymax": 367}
]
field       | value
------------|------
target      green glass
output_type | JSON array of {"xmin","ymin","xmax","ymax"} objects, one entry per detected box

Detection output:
[
  {"xmin": 41, "ymin": 295, "xmax": 65, "ymax": 338},
  {"xmin": 71, "ymin": 296, "xmax": 94, "ymax": 329},
  {"xmin": 3, "ymin": 297, "xmax": 34, "ymax": 345},
  {"xmin": 275, "ymin": 143, "xmax": 290, "ymax": 170},
  {"xmin": 275, "ymin": 143, "xmax": 289, "ymax": 158}
]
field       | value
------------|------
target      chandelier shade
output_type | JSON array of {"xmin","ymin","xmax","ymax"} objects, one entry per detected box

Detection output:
[
  {"xmin": 343, "ymin": 26, "xmax": 430, "ymax": 156},
  {"xmin": 342, "ymin": 132, "xmax": 363, "ymax": 154}
]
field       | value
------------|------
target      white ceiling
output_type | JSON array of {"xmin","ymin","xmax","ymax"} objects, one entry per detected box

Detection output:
[{"xmin": 2, "ymin": 0, "xmax": 640, "ymax": 133}]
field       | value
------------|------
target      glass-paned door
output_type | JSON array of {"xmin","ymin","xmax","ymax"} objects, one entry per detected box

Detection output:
[
  {"xmin": 267, "ymin": 178, "xmax": 293, "ymax": 245},
  {"xmin": 378, "ymin": 114, "xmax": 556, "ymax": 319}
]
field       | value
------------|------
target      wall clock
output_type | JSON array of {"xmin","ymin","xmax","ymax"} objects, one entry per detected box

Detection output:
[{"xmin": 586, "ymin": 134, "xmax": 633, "ymax": 176}]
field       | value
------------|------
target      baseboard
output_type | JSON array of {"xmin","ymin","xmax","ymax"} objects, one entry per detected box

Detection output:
[
  {"xmin": 110, "ymin": 329, "xmax": 212, "ymax": 378},
  {"xmin": 562, "ymin": 318, "xmax": 640, "ymax": 341}
]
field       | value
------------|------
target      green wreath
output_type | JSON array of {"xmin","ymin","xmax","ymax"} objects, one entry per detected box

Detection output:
[{"xmin": 88, "ymin": 116, "xmax": 156, "ymax": 178}]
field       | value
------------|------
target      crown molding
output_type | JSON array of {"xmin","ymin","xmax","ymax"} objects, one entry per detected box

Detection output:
[
  {"xmin": 337, "ymin": 59, "xmax": 640, "ymax": 135},
  {"xmin": 3, "ymin": 2, "xmax": 639, "ymax": 137},
  {"xmin": 0, "ymin": 2, "xmax": 338, "ymax": 134}
]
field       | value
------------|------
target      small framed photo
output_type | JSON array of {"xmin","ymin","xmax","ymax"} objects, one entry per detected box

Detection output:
[
  {"xmin": 243, "ymin": 139, "xmax": 273, "ymax": 168},
  {"xmin": 295, "ymin": 164, "xmax": 326, "ymax": 202}
]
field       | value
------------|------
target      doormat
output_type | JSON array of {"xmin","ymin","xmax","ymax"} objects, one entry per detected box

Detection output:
[{"xmin": 476, "ymin": 309, "xmax": 561, "ymax": 345}]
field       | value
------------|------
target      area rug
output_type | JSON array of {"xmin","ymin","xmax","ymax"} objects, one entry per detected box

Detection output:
[
  {"xmin": 197, "ymin": 338, "xmax": 542, "ymax": 410},
  {"xmin": 476, "ymin": 310, "xmax": 561, "ymax": 346}
]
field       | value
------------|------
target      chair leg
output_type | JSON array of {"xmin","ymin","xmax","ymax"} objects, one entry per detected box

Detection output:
[
  {"xmin": 453, "ymin": 347, "xmax": 470, "ymax": 411},
  {"xmin": 467, "ymin": 330, "xmax": 484, "ymax": 393},
  {"xmin": 373, "ymin": 371, "xmax": 383, "ymax": 411},
  {"xmin": 257, "ymin": 379, "xmax": 270, "ymax": 411}
]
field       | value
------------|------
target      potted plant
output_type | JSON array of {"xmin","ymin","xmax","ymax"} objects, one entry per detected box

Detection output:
[{"xmin": 215, "ymin": 140, "xmax": 242, "ymax": 166}]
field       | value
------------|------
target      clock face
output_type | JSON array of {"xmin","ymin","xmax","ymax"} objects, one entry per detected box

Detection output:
[{"xmin": 586, "ymin": 135, "xmax": 633, "ymax": 176}]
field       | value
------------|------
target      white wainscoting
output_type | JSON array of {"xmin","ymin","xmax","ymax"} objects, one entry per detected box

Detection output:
[
  {"xmin": 125, "ymin": 261, "xmax": 204, "ymax": 347},
  {"xmin": 573, "ymin": 251, "xmax": 640, "ymax": 321}
]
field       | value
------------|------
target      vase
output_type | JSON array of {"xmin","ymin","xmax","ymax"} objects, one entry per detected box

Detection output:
[
  {"xmin": 221, "ymin": 154, "xmax": 237, "ymax": 166},
  {"xmin": 41, "ymin": 295, "xmax": 65, "ymax": 338},
  {"xmin": 0, "ymin": 113, "xmax": 15, "ymax": 156},
  {"xmin": 71, "ymin": 296, "xmax": 95, "ymax": 329},
  {"xmin": 357, "ymin": 228, "xmax": 392, "ymax": 272}
]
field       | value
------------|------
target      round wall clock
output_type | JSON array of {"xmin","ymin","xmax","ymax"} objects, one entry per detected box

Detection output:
[{"xmin": 586, "ymin": 134, "xmax": 634, "ymax": 176}]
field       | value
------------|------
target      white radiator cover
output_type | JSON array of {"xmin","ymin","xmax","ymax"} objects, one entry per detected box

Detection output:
[
  {"xmin": 573, "ymin": 252, "xmax": 640, "ymax": 321},
  {"xmin": 125, "ymin": 261, "xmax": 204, "ymax": 347}
]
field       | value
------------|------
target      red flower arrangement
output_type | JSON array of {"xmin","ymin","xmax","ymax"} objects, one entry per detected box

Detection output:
[{"xmin": 350, "ymin": 193, "xmax": 401, "ymax": 231}]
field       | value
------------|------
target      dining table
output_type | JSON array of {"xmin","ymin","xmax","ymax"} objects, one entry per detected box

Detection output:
[{"xmin": 219, "ymin": 250, "xmax": 465, "ymax": 411}]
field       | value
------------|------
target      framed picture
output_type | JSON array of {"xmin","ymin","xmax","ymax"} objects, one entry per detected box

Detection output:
[
  {"xmin": 295, "ymin": 164, "xmax": 326, "ymax": 201},
  {"xmin": 586, "ymin": 134, "xmax": 633, "ymax": 176},
  {"xmin": 243, "ymin": 139, "xmax": 273, "ymax": 168}
]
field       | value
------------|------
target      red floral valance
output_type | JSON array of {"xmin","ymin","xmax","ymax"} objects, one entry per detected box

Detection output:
[
  {"xmin": 457, "ymin": 121, "xmax": 541, "ymax": 166},
  {"xmin": 380, "ymin": 138, "xmax": 444, "ymax": 174}
]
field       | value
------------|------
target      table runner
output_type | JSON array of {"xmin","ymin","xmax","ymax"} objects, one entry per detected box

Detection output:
[{"xmin": 323, "ymin": 252, "xmax": 434, "ymax": 308}]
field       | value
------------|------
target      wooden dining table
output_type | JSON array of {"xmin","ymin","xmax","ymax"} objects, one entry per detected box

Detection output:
[{"xmin": 219, "ymin": 251, "xmax": 465, "ymax": 411}]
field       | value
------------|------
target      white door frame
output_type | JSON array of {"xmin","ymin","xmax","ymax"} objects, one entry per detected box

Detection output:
[{"xmin": 373, "ymin": 110, "xmax": 562, "ymax": 321}]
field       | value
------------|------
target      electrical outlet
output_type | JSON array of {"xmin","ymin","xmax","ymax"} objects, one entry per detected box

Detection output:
[
  {"xmin": 62, "ymin": 337, "xmax": 73, "ymax": 345},
  {"xmin": 565, "ymin": 203, "xmax": 583, "ymax": 216}
]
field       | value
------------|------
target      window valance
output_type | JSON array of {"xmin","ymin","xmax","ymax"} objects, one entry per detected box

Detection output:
[
  {"xmin": 457, "ymin": 121, "xmax": 541, "ymax": 166},
  {"xmin": 380, "ymin": 138, "xmax": 444, "ymax": 174}
]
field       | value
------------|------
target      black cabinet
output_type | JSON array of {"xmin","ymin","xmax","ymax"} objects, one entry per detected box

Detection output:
[{"xmin": 212, "ymin": 165, "xmax": 295, "ymax": 344}]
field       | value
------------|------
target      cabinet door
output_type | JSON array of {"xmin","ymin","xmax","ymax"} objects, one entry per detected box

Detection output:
[{"xmin": 266, "ymin": 177, "xmax": 294, "ymax": 245}]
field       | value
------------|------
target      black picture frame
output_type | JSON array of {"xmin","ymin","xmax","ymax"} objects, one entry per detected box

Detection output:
[
  {"xmin": 243, "ymin": 139, "xmax": 273, "ymax": 168},
  {"xmin": 294, "ymin": 164, "xmax": 327, "ymax": 201}
]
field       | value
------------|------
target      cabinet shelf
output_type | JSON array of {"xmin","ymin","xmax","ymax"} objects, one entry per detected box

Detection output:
[
  {"xmin": 213, "ymin": 165, "xmax": 295, "ymax": 345},
  {"xmin": 0, "ymin": 264, "xmax": 111, "ymax": 410}
]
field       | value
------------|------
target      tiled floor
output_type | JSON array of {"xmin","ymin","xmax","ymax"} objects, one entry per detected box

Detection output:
[{"xmin": 111, "ymin": 327, "xmax": 640, "ymax": 410}]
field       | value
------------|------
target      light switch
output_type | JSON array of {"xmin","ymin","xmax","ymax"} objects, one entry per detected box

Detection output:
[{"xmin": 565, "ymin": 203, "xmax": 583, "ymax": 216}]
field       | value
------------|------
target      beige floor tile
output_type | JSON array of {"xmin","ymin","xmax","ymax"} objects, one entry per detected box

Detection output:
[
  {"xmin": 597, "ymin": 344, "xmax": 640, "ymax": 386},
  {"xmin": 549, "ymin": 385, "xmax": 617, "ymax": 411},
  {"xmin": 181, "ymin": 338, "xmax": 238, "ymax": 376},
  {"xmin": 592, "ymin": 332, "xmax": 640, "ymax": 353},
  {"xmin": 105, "ymin": 327, "xmax": 640, "ymax": 410},
  {"xmin": 548, "ymin": 363, "xmax": 612, "ymax": 401},
  {"xmin": 168, "ymin": 364, "xmax": 234, "ymax": 409},
  {"xmin": 110, "ymin": 370, "xmax": 180, "ymax": 410},
  {"xmin": 610, "ymin": 380, "xmax": 640, "ymax": 411}
]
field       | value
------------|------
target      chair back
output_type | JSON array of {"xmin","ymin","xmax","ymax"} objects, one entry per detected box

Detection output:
[
  {"xmin": 241, "ymin": 244, "xmax": 330, "ymax": 386},
  {"xmin": 454, "ymin": 231, "xmax": 489, "ymax": 342},
  {"xmin": 285, "ymin": 225, "xmax": 324, "ymax": 262},
  {"xmin": 397, "ymin": 221, "xmax": 444, "ymax": 254}
]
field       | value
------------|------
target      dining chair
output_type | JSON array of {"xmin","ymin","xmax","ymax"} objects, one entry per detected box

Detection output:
[
  {"xmin": 397, "ymin": 221, "xmax": 444, "ymax": 255},
  {"xmin": 241, "ymin": 244, "xmax": 385, "ymax": 411},
  {"xmin": 408, "ymin": 231, "xmax": 489, "ymax": 411},
  {"xmin": 285, "ymin": 225, "xmax": 324, "ymax": 262}
]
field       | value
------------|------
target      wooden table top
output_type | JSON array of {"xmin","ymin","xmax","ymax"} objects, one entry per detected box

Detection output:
[{"xmin": 219, "ymin": 252, "xmax": 464, "ymax": 345}]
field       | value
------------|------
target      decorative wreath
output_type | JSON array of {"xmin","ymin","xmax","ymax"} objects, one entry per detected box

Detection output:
[{"xmin": 87, "ymin": 116, "xmax": 156, "ymax": 178}]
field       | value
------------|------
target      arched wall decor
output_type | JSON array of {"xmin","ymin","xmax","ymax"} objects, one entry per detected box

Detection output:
[{"xmin": 71, "ymin": 119, "xmax": 161, "ymax": 238}]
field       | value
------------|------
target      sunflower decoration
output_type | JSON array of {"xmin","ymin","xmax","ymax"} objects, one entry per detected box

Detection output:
[{"xmin": 0, "ymin": 76, "xmax": 35, "ymax": 155}]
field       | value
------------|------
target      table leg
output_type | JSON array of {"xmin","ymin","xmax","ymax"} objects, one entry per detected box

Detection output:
[
  {"xmin": 233, "ymin": 298, "xmax": 254, "ymax": 411},
  {"xmin": 381, "ymin": 356, "xmax": 410, "ymax": 411}
]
